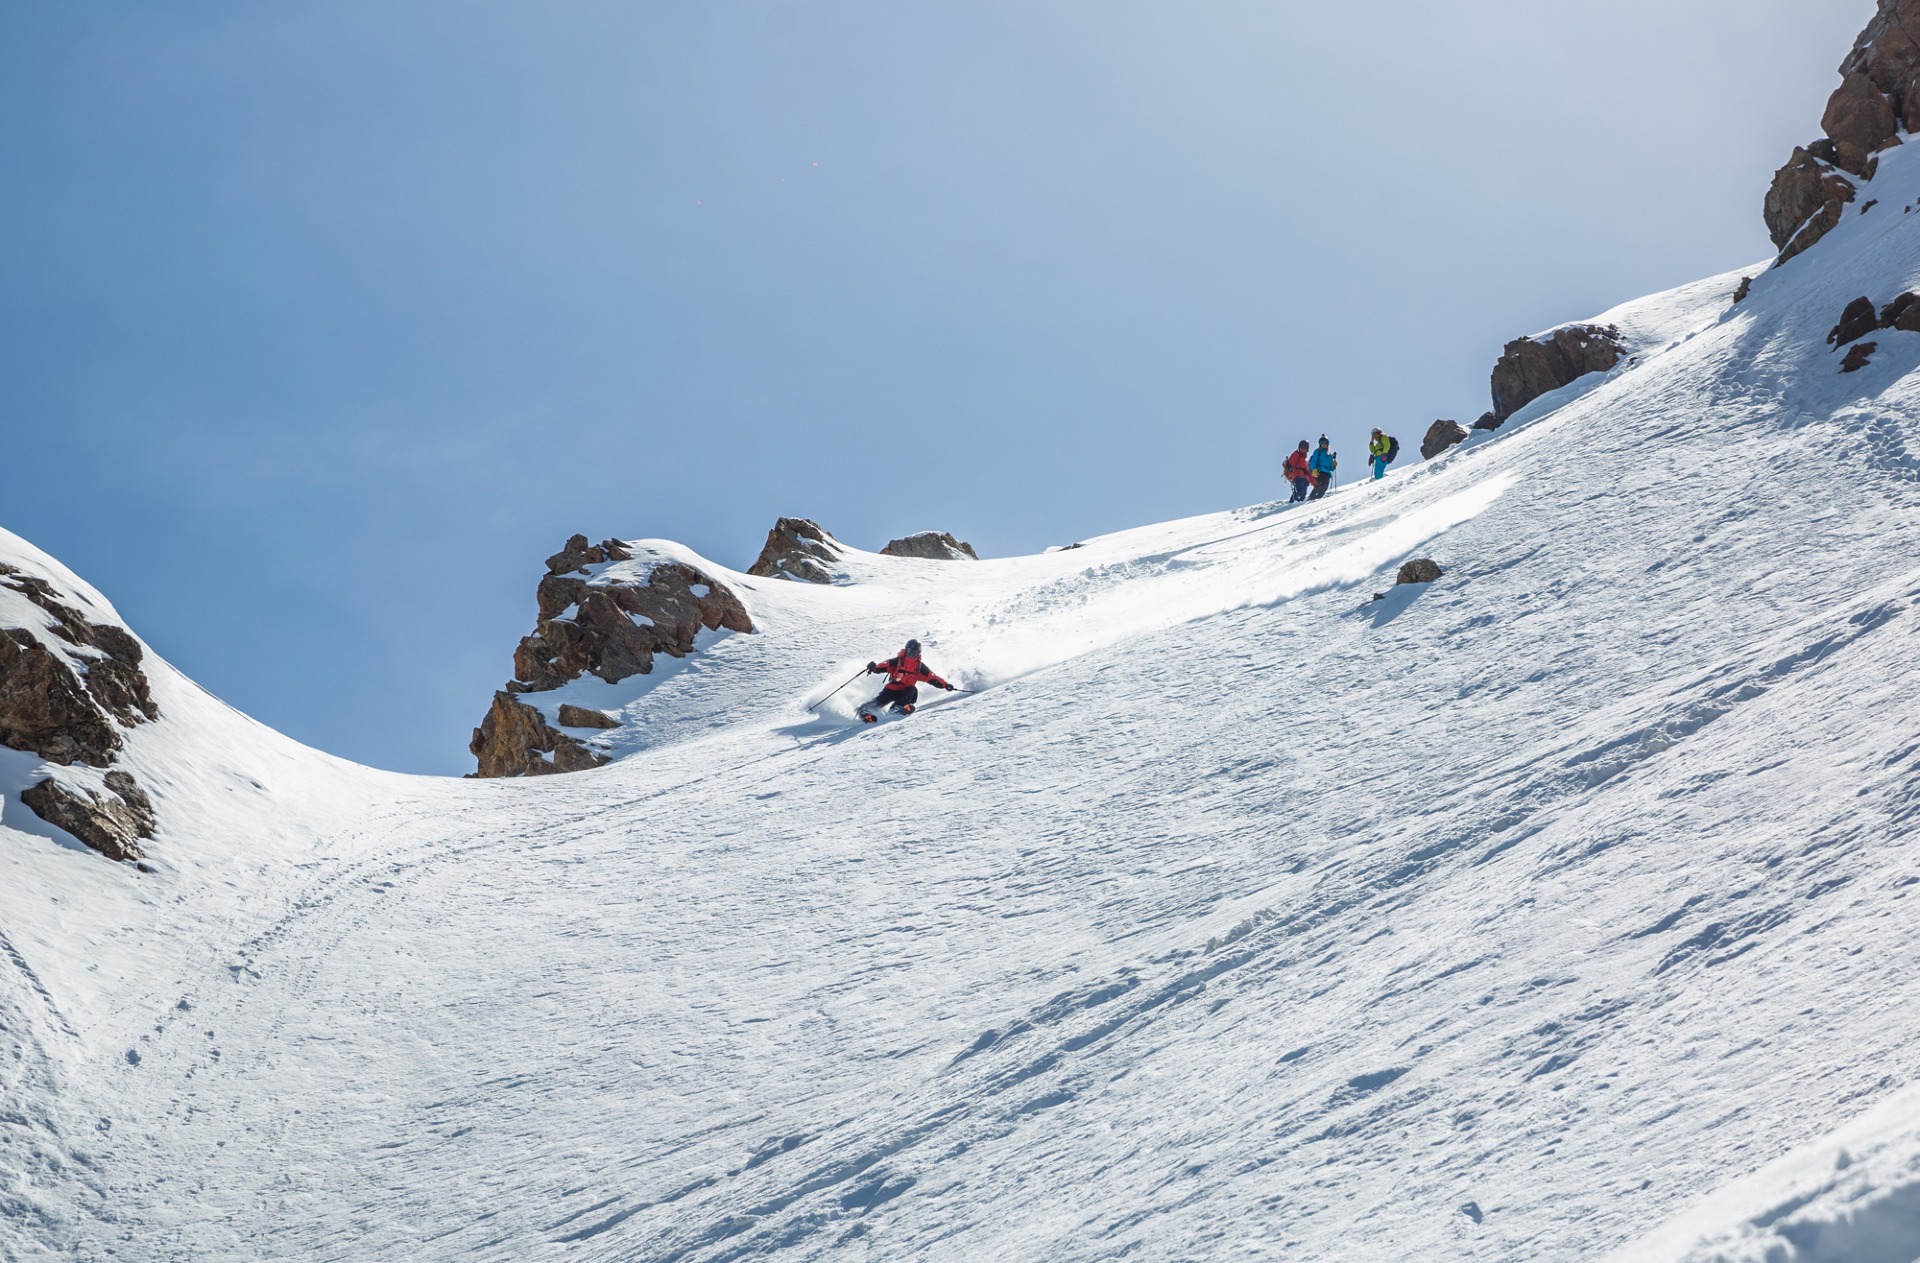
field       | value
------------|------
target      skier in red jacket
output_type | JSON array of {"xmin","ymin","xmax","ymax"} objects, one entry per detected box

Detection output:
[
  {"xmin": 859, "ymin": 639, "xmax": 954, "ymax": 721},
  {"xmin": 1283, "ymin": 442, "xmax": 1314, "ymax": 503}
]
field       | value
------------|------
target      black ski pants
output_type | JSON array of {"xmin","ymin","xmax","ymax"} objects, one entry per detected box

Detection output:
[
  {"xmin": 869, "ymin": 685, "xmax": 919, "ymax": 712},
  {"xmin": 1308, "ymin": 471, "xmax": 1332, "ymax": 500}
]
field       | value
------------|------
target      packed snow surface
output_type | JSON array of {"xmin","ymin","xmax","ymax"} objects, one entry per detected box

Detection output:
[{"xmin": 11, "ymin": 146, "xmax": 1920, "ymax": 1261}]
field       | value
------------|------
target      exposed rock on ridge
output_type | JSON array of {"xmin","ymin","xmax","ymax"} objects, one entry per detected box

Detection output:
[
  {"xmin": 1486, "ymin": 325, "xmax": 1625, "ymax": 427},
  {"xmin": 0, "ymin": 561, "xmax": 160, "ymax": 861},
  {"xmin": 1764, "ymin": 0, "xmax": 1920, "ymax": 264},
  {"xmin": 470, "ymin": 534, "xmax": 754, "ymax": 778},
  {"xmin": 880, "ymin": 532, "xmax": 979, "ymax": 561},
  {"xmin": 748, "ymin": 518, "xmax": 845, "ymax": 584}
]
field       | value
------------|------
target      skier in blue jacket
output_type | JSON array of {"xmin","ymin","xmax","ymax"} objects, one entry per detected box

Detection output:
[{"xmin": 1307, "ymin": 437, "xmax": 1338, "ymax": 500}]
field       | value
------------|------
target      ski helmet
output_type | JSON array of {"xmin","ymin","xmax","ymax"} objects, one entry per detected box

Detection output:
[{"xmin": 904, "ymin": 638, "xmax": 922, "ymax": 657}]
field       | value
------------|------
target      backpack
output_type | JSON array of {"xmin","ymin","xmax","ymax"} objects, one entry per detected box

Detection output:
[{"xmin": 1384, "ymin": 436, "xmax": 1400, "ymax": 463}]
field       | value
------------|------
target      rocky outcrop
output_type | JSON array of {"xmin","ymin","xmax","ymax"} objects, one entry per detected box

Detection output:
[
  {"xmin": 471, "ymin": 534, "xmax": 754, "ymax": 777},
  {"xmin": 514, "ymin": 563, "xmax": 752, "ymax": 694},
  {"xmin": 470, "ymin": 692, "xmax": 611, "ymax": 778},
  {"xmin": 0, "ymin": 630, "xmax": 122, "ymax": 767},
  {"xmin": 1396, "ymin": 559, "xmax": 1443, "ymax": 585},
  {"xmin": 20, "ymin": 771, "xmax": 154, "ymax": 863},
  {"xmin": 1829, "ymin": 297, "xmax": 1882, "ymax": 347},
  {"xmin": 880, "ymin": 532, "xmax": 979, "ymax": 561},
  {"xmin": 1763, "ymin": 0, "xmax": 1920, "ymax": 264},
  {"xmin": 748, "ymin": 518, "xmax": 845, "ymax": 584},
  {"xmin": 0, "ymin": 561, "xmax": 160, "ymax": 860},
  {"xmin": 1764, "ymin": 148, "xmax": 1858, "ymax": 265},
  {"xmin": 1487, "ymin": 325, "xmax": 1624, "ymax": 425},
  {"xmin": 1421, "ymin": 420, "xmax": 1469, "ymax": 461}
]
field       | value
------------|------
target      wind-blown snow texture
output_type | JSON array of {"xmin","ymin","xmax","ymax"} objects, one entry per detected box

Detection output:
[{"xmin": 9, "ymin": 150, "xmax": 1920, "ymax": 1263}]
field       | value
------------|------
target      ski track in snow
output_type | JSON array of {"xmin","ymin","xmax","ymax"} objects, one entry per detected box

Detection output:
[{"xmin": 12, "ymin": 151, "xmax": 1920, "ymax": 1263}]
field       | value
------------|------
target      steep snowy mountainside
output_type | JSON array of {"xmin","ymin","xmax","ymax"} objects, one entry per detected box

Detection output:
[
  {"xmin": 8, "ymin": 201, "xmax": 1920, "ymax": 1261},
  {"xmin": 13, "ymin": 8, "xmax": 1920, "ymax": 1252}
]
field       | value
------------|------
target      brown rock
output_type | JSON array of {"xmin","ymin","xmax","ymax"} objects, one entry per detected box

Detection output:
[
  {"xmin": 0, "ymin": 567, "xmax": 158, "ymax": 729},
  {"xmin": 1764, "ymin": 148, "xmax": 1856, "ymax": 263},
  {"xmin": 1829, "ymin": 296, "xmax": 1881, "ymax": 346},
  {"xmin": 0, "ymin": 629, "xmax": 120, "ymax": 767},
  {"xmin": 1395, "ymin": 559, "xmax": 1443, "ymax": 585},
  {"xmin": 1840, "ymin": 0, "xmax": 1920, "ymax": 129},
  {"xmin": 1822, "ymin": 72, "xmax": 1901, "ymax": 175},
  {"xmin": 557, "ymin": 704, "xmax": 620, "ymax": 730},
  {"xmin": 545, "ymin": 533, "xmax": 608, "ymax": 576},
  {"xmin": 1732, "ymin": 276, "xmax": 1753, "ymax": 304},
  {"xmin": 879, "ymin": 532, "xmax": 979, "ymax": 561},
  {"xmin": 1841, "ymin": 342, "xmax": 1878, "ymax": 373},
  {"xmin": 1489, "ymin": 325, "xmax": 1625, "ymax": 423},
  {"xmin": 474, "ymin": 540, "xmax": 755, "ymax": 775},
  {"xmin": 468, "ymin": 691, "xmax": 611, "ymax": 778},
  {"xmin": 1882, "ymin": 292, "xmax": 1920, "ymax": 329},
  {"xmin": 20, "ymin": 770, "xmax": 155, "ymax": 862},
  {"xmin": 747, "ymin": 518, "xmax": 844, "ymax": 584},
  {"xmin": 1471, "ymin": 412, "xmax": 1501, "ymax": 432},
  {"xmin": 1421, "ymin": 420, "xmax": 1469, "ymax": 461}
]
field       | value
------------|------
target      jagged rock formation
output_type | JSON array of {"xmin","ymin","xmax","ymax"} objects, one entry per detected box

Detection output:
[
  {"xmin": 1421, "ymin": 420, "xmax": 1469, "ymax": 461},
  {"xmin": 880, "ymin": 532, "xmax": 979, "ymax": 561},
  {"xmin": 1842, "ymin": 342, "xmax": 1880, "ymax": 373},
  {"xmin": 471, "ymin": 692, "xmax": 611, "ymax": 778},
  {"xmin": 1765, "ymin": 0, "xmax": 1920, "ymax": 264},
  {"xmin": 21, "ymin": 772, "xmax": 154, "ymax": 863},
  {"xmin": 0, "ymin": 562, "xmax": 160, "ymax": 860},
  {"xmin": 748, "ymin": 518, "xmax": 845, "ymax": 584},
  {"xmin": 1486, "ymin": 325, "xmax": 1625, "ymax": 426},
  {"xmin": 470, "ymin": 535, "xmax": 754, "ymax": 778}
]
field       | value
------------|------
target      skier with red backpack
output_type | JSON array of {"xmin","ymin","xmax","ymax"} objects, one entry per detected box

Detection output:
[
  {"xmin": 858, "ymin": 639, "xmax": 955, "ymax": 722},
  {"xmin": 1284, "ymin": 442, "xmax": 1314, "ymax": 503}
]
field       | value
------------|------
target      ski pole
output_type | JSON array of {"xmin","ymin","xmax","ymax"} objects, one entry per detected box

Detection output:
[{"xmin": 808, "ymin": 668, "xmax": 868, "ymax": 712}]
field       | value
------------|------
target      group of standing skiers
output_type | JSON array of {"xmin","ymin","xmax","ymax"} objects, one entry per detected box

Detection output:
[{"xmin": 1283, "ymin": 429, "xmax": 1399, "ymax": 502}]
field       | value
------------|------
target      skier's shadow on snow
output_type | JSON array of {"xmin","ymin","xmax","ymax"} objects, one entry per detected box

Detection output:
[{"xmin": 1366, "ymin": 582, "xmax": 1430, "ymax": 628}]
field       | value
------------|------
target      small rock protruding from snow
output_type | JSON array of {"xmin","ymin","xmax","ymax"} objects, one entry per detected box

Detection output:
[
  {"xmin": 1841, "ymin": 342, "xmax": 1879, "ymax": 373},
  {"xmin": 1396, "ymin": 559, "xmax": 1443, "ymax": 585},
  {"xmin": 556, "ymin": 704, "xmax": 620, "ymax": 730},
  {"xmin": 1828, "ymin": 297, "xmax": 1880, "ymax": 346},
  {"xmin": 1421, "ymin": 420, "xmax": 1470, "ymax": 461},
  {"xmin": 748, "ymin": 518, "xmax": 845, "ymax": 584},
  {"xmin": 880, "ymin": 532, "xmax": 979, "ymax": 561}
]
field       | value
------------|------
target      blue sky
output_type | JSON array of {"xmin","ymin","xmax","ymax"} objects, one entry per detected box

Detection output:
[{"xmin": 0, "ymin": 1, "xmax": 1869, "ymax": 773}]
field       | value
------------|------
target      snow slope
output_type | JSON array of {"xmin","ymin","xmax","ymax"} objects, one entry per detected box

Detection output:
[{"xmin": 10, "ymin": 148, "xmax": 1920, "ymax": 1263}]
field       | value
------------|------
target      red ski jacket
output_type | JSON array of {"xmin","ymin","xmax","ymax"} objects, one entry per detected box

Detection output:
[
  {"xmin": 1283, "ymin": 451, "xmax": 1311, "ymax": 481},
  {"xmin": 872, "ymin": 655, "xmax": 950, "ymax": 691}
]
